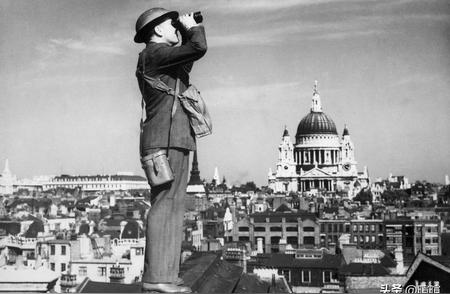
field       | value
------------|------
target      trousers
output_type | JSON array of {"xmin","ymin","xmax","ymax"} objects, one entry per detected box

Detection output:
[{"xmin": 142, "ymin": 148, "xmax": 190, "ymax": 283}]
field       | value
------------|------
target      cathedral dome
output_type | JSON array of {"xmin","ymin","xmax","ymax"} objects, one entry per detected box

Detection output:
[{"xmin": 296, "ymin": 111, "xmax": 338, "ymax": 137}]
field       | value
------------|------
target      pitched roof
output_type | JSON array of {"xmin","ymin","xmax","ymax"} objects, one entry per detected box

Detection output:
[
  {"xmin": 78, "ymin": 223, "xmax": 90, "ymax": 235},
  {"xmin": 442, "ymin": 232, "xmax": 450, "ymax": 256},
  {"xmin": 340, "ymin": 263, "xmax": 390, "ymax": 276},
  {"xmin": 121, "ymin": 220, "xmax": 143, "ymax": 239},
  {"xmin": 380, "ymin": 252, "xmax": 397, "ymax": 268},
  {"xmin": 0, "ymin": 221, "xmax": 20, "ymax": 235},
  {"xmin": 77, "ymin": 252, "xmax": 291, "ymax": 294},
  {"xmin": 301, "ymin": 167, "xmax": 333, "ymax": 178},
  {"xmin": 24, "ymin": 219, "xmax": 44, "ymax": 238},
  {"xmin": 262, "ymin": 253, "xmax": 342, "ymax": 269},
  {"xmin": 77, "ymin": 278, "xmax": 141, "ymax": 293},
  {"xmin": 275, "ymin": 203, "xmax": 292, "ymax": 213},
  {"xmin": 405, "ymin": 252, "xmax": 450, "ymax": 279},
  {"xmin": 404, "ymin": 252, "xmax": 450, "ymax": 292}
]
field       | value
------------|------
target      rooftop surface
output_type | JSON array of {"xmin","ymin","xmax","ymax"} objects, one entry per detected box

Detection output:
[{"xmin": 76, "ymin": 252, "xmax": 291, "ymax": 293}]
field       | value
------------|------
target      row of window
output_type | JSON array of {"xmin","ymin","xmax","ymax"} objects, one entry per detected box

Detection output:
[
  {"xmin": 280, "ymin": 269, "xmax": 335, "ymax": 284},
  {"xmin": 50, "ymin": 262, "xmax": 66, "ymax": 272},
  {"xmin": 244, "ymin": 226, "xmax": 315, "ymax": 232},
  {"xmin": 386, "ymin": 237, "xmax": 403, "ymax": 244},
  {"xmin": 251, "ymin": 236, "xmax": 315, "ymax": 245},
  {"xmin": 46, "ymin": 184, "xmax": 124, "ymax": 189},
  {"xmin": 417, "ymin": 237, "xmax": 439, "ymax": 244},
  {"xmin": 78, "ymin": 266, "xmax": 106, "ymax": 277},
  {"xmin": 320, "ymin": 223, "xmax": 383, "ymax": 233},
  {"xmin": 55, "ymin": 178, "xmax": 110, "ymax": 182},
  {"xmin": 252, "ymin": 217, "xmax": 313, "ymax": 223},
  {"xmin": 353, "ymin": 235, "xmax": 383, "ymax": 244},
  {"xmin": 77, "ymin": 266, "xmax": 128, "ymax": 277},
  {"xmin": 50, "ymin": 245, "xmax": 66, "ymax": 255},
  {"xmin": 415, "ymin": 226, "xmax": 439, "ymax": 233}
]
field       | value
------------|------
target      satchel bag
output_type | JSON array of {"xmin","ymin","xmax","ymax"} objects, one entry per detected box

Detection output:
[
  {"xmin": 141, "ymin": 72, "xmax": 212, "ymax": 138},
  {"xmin": 178, "ymin": 85, "xmax": 212, "ymax": 138}
]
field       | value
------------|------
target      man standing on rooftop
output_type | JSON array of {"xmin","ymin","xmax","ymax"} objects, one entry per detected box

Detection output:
[{"xmin": 134, "ymin": 6, "xmax": 207, "ymax": 294}]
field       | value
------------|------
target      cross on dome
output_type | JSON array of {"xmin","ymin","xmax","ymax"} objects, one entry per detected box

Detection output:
[
  {"xmin": 313, "ymin": 80, "xmax": 319, "ymax": 95},
  {"xmin": 311, "ymin": 80, "xmax": 322, "ymax": 112}
]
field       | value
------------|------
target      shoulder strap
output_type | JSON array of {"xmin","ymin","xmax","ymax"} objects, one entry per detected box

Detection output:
[
  {"xmin": 166, "ymin": 78, "xmax": 180, "ymax": 156},
  {"xmin": 139, "ymin": 53, "xmax": 146, "ymax": 157}
]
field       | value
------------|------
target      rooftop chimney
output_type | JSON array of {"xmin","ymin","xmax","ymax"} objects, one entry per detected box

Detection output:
[
  {"xmin": 394, "ymin": 247, "xmax": 404, "ymax": 274},
  {"xmin": 79, "ymin": 234, "xmax": 91, "ymax": 259},
  {"xmin": 89, "ymin": 221, "xmax": 95, "ymax": 235},
  {"xmin": 120, "ymin": 221, "xmax": 127, "ymax": 238},
  {"xmin": 257, "ymin": 238, "xmax": 264, "ymax": 254},
  {"xmin": 103, "ymin": 235, "xmax": 112, "ymax": 257}
]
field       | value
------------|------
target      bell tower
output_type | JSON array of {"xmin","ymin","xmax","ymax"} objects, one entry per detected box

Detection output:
[
  {"xmin": 277, "ymin": 127, "xmax": 296, "ymax": 175},
  {"xmin": 340, "ymin": 125, "xmax": 357, "ymax": 174}
]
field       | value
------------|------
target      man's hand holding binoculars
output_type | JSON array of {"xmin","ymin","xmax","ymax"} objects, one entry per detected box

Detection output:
[{"xmin": 177, "ymin": 13, "xmax": 198, "ymax": 30}]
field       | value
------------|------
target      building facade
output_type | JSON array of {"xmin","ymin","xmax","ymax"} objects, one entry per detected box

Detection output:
[
  {"xmin": 234, "ymin": 206, "xmax": 320, "ymax": 253},
  {"xmin": 413, "ymin": 219, "xmax": 441, "ymax": 256},
  {"xmin": 43, "ymin": 173, "xmax": 149, "ymax": 192},
  {"xmin": 268, "ymin": 82, "xmax": 369, "ymax": 197},
  {"xmin": 385, "ymin": 219, "xmax": 415, "ymax": 258},
  {"xmin": 319, "ymin": 219, "xmax": 385, "ymax": 250}
]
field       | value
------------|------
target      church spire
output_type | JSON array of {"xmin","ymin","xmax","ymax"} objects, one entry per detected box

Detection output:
[
  {"xmin": 343, "ymin": 124, "xmax": 350, "ymax": 137},
  {"xmin": 2, "ymin": 159, "xmax": 11, "ymax": 176},
  {"xmin": 282, "ymin": 125, "xmax": 289, "ymax": 137},
  {"xmin": 311, "ymin": 80, "xmax": 322, "ymax": 113},
  {"xmin": 213, "ymin": 167, "xmax": 220, "ymax": 184},
  {"xmin": 188, "ymin": 150, "xmax": 202, "ymax": 185}
]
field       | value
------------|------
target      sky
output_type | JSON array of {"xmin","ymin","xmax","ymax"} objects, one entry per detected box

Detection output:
[{"xmin": 0, "ymin": 0, "xmax": 449, "ymax": 186}]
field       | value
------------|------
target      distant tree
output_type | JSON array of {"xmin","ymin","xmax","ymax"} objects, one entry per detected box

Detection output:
[
  {"xmin": 354, "ymin": 189, "xmax": 373, "ymax": 204},
  {"xmin": 260, "ymin": 186, "xmax": 273, "ymax": 194},
  {"xmin": 229, "ymin": 181, "xmax": 258, "ymax": 193},
  {"xmin": 216, "ymin": 177, "xmax": 228, "ymax": 192},
  {"xmin": 230, "ymin": 185, "xmax": 239, "ymax": 193},
  {"xmin": 381, "ymin": 190, "xmax": 410, "ymax": 205},
  {"xmin": 242, "ymin": 181, "xmax": 257, "ymax": 192}
]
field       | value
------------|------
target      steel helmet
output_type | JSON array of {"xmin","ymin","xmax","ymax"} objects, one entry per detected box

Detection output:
[{"xmin": 134, "ymin": 7, "xmax": 179, "ymax": 43}]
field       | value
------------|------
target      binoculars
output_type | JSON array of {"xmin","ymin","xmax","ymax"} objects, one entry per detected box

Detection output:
[{"xmin": 172, "ymin": 11, "xmax": 203, "ymax": 27}]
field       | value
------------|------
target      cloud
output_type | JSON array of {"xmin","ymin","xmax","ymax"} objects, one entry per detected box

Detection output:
[
  {"xmin": 49, "ymin": 38, "xmax": 126, "ymax": 55},
  {"xmin": 308, "ymin": 29, "xmax": 385, "ymax": 40},
  {"xmin": 208, "ymin": 8, "xmax": 450, "ymax": 48},
  {"xmin": 30, "ymin": 28, "xmax": 131, "ymax": 76},
  {"xmin": 206, "ymin": 0, "xmax": 337, "ymax": 12},
  {"xmin": 203, "ymin": 81, "xmax": 302, "ymax": 109},
  {"xmin": 392, "ymin": 73, "xmax": 447, "ymax": 87},
  {"xmin": 208, "ymin": 19, "xmax": 383, "ymax": 48}
]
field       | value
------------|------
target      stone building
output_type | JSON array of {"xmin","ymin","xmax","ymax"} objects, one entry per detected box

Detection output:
[
  {"xmin": 234, "ymin": 204, "xmax": 320, "ymax": 253},
  {"xmin": 268, "ymin": 81, "xmax": 369, "ymax": 198}
]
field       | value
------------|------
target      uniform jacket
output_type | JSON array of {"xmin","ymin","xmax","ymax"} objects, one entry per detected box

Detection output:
[{"xmin": 137, "ymin": 25, "xmax": 207, "ymax": 152}]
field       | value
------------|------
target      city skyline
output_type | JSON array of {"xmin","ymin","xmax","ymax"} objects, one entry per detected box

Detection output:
[{"xmin": 0, "ymin": 0, "xmax": 449, "ymax": 186}]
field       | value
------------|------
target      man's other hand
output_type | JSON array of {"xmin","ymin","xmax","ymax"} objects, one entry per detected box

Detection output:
[{"xmin": 178, "ymin": 13, "xmax": 198, "ymax": 30}]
